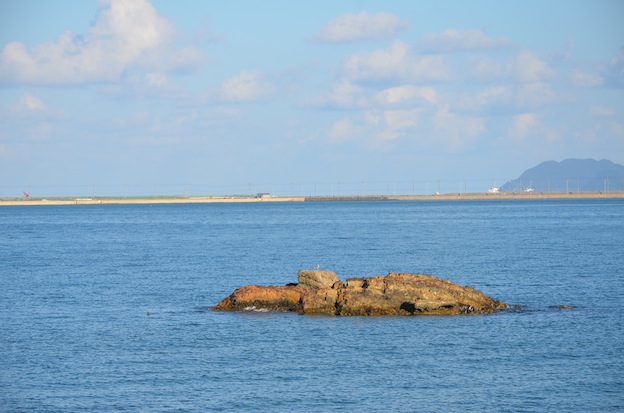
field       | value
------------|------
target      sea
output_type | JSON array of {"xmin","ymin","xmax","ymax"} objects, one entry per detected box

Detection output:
[{"xmin": 1, "ymin": 200, "xmax": 622, "ymax": 412}]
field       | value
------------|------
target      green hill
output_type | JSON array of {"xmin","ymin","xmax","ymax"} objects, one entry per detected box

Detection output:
[{"xmin": 500, "ymin": 159, "xmax": 624, "ymax": 192}]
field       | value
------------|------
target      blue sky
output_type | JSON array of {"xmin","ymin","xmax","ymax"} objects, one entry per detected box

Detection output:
[{"xmin": 1, "ymin": 0, "xmax": 623, "ymax": 196}]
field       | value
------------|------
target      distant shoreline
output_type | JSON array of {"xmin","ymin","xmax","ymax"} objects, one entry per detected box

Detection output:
[{"xmin": 1, "ymin": 191, "xmax": 623, "ymax": 206}]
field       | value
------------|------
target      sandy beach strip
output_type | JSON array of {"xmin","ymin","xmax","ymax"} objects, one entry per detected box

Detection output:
[{"xmin": 0, "ymin": 196, "xmax": 305, "ymax": 206}]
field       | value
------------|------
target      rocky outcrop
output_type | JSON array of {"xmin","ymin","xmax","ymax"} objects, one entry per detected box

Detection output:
[
  {"xmin": 213, "ymin": 285, "xmax": 304, "ymax": 312},
  {"xmin": 214, "ymin": 270, "xmax": 506, "ymax": 316}
]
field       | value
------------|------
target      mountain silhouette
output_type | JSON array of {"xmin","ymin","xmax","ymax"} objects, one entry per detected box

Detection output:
[{"xmin": 500, "ymin": 159, "xmax": 624, "ymax": 192}]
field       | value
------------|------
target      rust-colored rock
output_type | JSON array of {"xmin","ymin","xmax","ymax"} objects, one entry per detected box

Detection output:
[
  {"xmin": 213, "ymin": 285, "xmax": 304, "ymax": 312},
  {"xmin": 213, "ymin": 270, "xmax": 506, "ymax": 316},
  {"xmin": 298, "ymin": 269, "xmax": 340, "ymax": 290}
]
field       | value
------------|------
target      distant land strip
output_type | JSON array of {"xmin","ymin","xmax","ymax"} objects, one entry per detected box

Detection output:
[{"xmin": 1, "ymin": 191, "xmax": 624, "ymax": 206}]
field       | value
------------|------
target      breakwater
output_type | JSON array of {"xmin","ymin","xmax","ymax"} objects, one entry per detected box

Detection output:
[{"xmin": 1, "ymin": 191, "xmax": 624, "ymax": 206}]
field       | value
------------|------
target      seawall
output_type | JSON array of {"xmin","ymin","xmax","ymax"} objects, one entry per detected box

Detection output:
[{"xmin": 1, "ymin": 192, "xmax": 623, "ymax": 206}]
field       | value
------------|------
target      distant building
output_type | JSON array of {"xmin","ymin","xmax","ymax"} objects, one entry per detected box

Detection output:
[{"xmin": 256, "ymin": 193, "xmax": 272, "ymax": 199}]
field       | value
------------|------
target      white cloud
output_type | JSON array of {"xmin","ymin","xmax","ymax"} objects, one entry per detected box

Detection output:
[
  {"xmin": 0, "ymin": 0, "xmax": 202, "ymax": 86},
  {"xmin": 433, "ymin": 106, "xmax": 484, "ymax": 150},
  {"xmin": 510, "ymin": 113, "xmax": 537, "ymax": 140},
  {"xmin": 311, "ymin": 11, "xmax": 408, "ymax": 42},
  {"xmin": 99, "ymin": 71, "xmax": 189, "ymax": 100},
  {"xmin": 328, "ymin": 118, "xmax": 360, "ymax": 142},
  {"xmin": 515, "ymin": 82, "xmax": 557, "ymax": 108},
  {"xmin": 10, "ymin": 92, "xmax": 68, "ymax": 119},
  {"xmin": 343, "ymin": 40, "xmax": 450, "ymax": 82},
  {"xmin": 307, "ymin": 80, "xmax": 370, "ymax": 109},
  {"xmin": 382, "ymin": 109, "xmax": 420, "ymax": 134},
  {"xmin": 465, "ymin": 55, "xmax": 498, "ymax": 79},
  {"xmin": 418, "ymin": 29, "xmax": 513, "ymax": 53},
  {"xmin": 328, "ymin": 108, "xmax": 421, "ymax": 143},
  {"xmin": 385, "ymin": 109, "xmax": 420, "ymax": 129},
  {"xmin": 376, "ymin": 85, "xmax": 437, "ymax": 105},
  {"xmin": 14, "ymin": 92, "xmax": 45, "ymax": 112},
  {"xmin": 219, "ymin": 70, "xmax": 275, "ymax": 102},
  {"xmin": 608, "ymin": 121, "xmax": 624, "ymax": 136},
  {"xmin": 309, "ymin": 82, "xmax": 438, "ymax": 110},
  {"xmin": 458, "ymin": 86, "xmax": 512, "ymax": 111},
  {"xmin": 590, "ymin": 105, "xmax": 614, "ymax": 116},
  {"xmin": 466, "ymin": 51, "xmax": 552, "ymax": 83},
  {"xmin": 569, "ymin": 69, "xmax": 604, "ymax": 87},
  {"xmin": 580, "ymin": 119, "xmax": 624, "ymax": 145},
  {"xmin": 508, "ymin": 112, "xmax": 559, "ymax": 144},
  {"xmin": 368, "ymin": 108, "xmax": 421, "ymax": 141},
  {"xmin": 604, "ymin": 46, "xmax": 624, "ymax": 87},
  {"xmin": 146, "ymin": 72, "xmax": 167, "ymax": 87},
  {"xmin": 458, "ymin": 82, "xmax": 555, "ymax": 113},
  {"xmin": 175, "ymin": 107, "xmax": 242, "ymax": 128},
  {"xmin": 512, "ymin": 51, "xmax": 552, "ymax": 82}
]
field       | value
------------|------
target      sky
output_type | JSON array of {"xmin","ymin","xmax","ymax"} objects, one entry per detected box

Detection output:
[{"xmin": 1, "ymin": 0, "xmax": 623, "ymax": 197}]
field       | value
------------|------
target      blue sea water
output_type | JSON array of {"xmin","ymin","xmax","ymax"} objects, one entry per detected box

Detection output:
[{"xmin": 1, "ymin": 200, "xmax": 622, "ymax": 412}]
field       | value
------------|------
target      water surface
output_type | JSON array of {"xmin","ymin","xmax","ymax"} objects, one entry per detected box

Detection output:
[{"xmin": 1, "ymin": 200, "xmax": 622, "ymax": 412}]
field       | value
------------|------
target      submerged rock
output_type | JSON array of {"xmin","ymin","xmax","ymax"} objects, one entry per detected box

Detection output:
[
  {"xmin": 214, "ymin": 270, "xmax": 506, "ymax": 316},
  {"xmin": 552, "ymin": 305, "xmax": 575, "ymax": 310}
]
